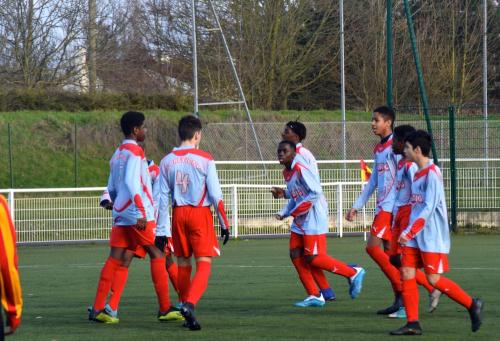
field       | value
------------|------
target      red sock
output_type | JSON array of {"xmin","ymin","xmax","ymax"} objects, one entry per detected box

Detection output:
[
  {"xmin": 310, "ymin": 266, "xmax": 330, "ymax": 290},
  {"xmin": 178, "ymin": 264, "xmax": 192, "ymax": 303},
  {"xmin": 402, "ymin": 278, "xmax": 419, "ymax": 322},
  {"xmin": 366, "ymin": 246, "xmax": 402, "ymax": 293},
  {"xmin": 109, "ymin": 266, "xmax": 129, "ymax": 310},
  {"xmin": 415, "ymin": 270, "xmax": 434, "ymax": 294},
  {"xmin": 310, "ymin": 255, "xmax": 356, "ymax": 278},
  {"xmin": 150, "ymin": 258, "xmax": 170, "ymax": 312},
  {"xmin": 166, "ymin": 260, "xmax": 179, "ymax": 295},
  {"xmin": 186, "ymin": 261, "xmax": 211, "ymax": 305},
  {"xmin": 433, "ymin": 276, "xmax": 473, "ymax": 309},
  {"xmin": 93, "ymin": 256, "xmax": 121, "ymax": 311},
  {"xmin": 291, "ymin": 257, "xmax": 319, "ymax": 296}
]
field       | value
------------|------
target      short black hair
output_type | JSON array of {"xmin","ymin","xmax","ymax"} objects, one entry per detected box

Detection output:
[
  {"xmin": 178, "ymin": 115, "xmax": 202, "ymax": 141},
  {"xmin": 120, "ymin": 111, "xmax": 145, "ymax": 136},
  {"xmin": 373, "ymin": 106, "xmax": 396, "ymax": 129},
  {"xmin": 393, "ymin": 124, "xmax": 416, "ymax": 141},
  {"xmin": 278, "ymin": 140, "xmax": 296, "ymax": 151},
  {"xmin": 286, "ymin": 121, "xmax": 306, "ymax": 141},
  {"xmin": 405, "ymin": 130, "xmax": 432, "ymax": 157}
]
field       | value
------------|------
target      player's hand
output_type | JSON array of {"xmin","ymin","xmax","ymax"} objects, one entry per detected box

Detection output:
[
  {"xmin": 136, "ymin": 218, "xmax": 147, "ymax": 231},
  {"xmin": 220, "ymin": 228, "xmax": 230, "ymax": 245},
  {"xmin": 398, "ymin": 233, "xmax": 409, "ymax": 245},
  {"xmin": 100, "ymin": 199, "xmax": 113, "ymax": 210},
  {"xmin": 275, "ymin": 214, "xmax": 284, "ymax": 220},
  {"xmin": 155, "ymin": 236, "xmax": 167, "ymax": 251},
  {"xmin": 345, "ymin": 208, "xmax": 357, "ymax": 221},
  {"xmin": 271, "ymin": 187, "xmax": 285, "ymax": 199}
]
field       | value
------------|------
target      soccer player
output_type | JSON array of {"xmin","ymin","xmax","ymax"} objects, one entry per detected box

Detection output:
[
  {"xmin": 345, "ymin": 106, "xmax": 403, "ymax": 315},
  {"xmin": 98, "ymin": 160, "xmax": 181, "ymax": 318},
  {"xmin": 157, "ymin": 115, "xmax": 230, "ymax": 331},
  {"xmin": 271, "ymin": 121, "xmax": 336, "ymax": 305},
  {"xmin": 387, "ymin": 125, "xmax": 441, "ymax": 319},
  {"xmin": 0, "ymin": 195, "xmax": 22, "ymax": 337},
  {"xmin": 390, "ymin": 130, "xmax": 484, "ymax": 335},
  {"xmin": 89, "ymin": 111, "xmax": 181, "ymax": 324},
  {"xmin": 275, "ymin": 140, "xmax": 366, "ymax": 303}
]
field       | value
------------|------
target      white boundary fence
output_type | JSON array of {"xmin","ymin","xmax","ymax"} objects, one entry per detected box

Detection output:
[
  {"xmin": 0, "ymin": 182, "xmax": 372, "ymax": 244},
  {"xmin": 1, "ymin": 158, "xmax": 498, "ymax": 244}
]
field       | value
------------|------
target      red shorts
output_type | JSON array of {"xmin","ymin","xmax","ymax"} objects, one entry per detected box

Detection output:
[
  {"xmin": 389, "ymin": 205, "xmax": 411, "ymax": 256},
  {"xmin": 289, "ymin": 232, "xmax": 327, "ymax": 256},
  {"xmin": 109, "ymin": 221, "xmax": 156, "ymax": 251},
  {"xmin": 370, "ymin": 210, "xmax": 393, "ymax": 241},
  {"xmin": 172, "ymin": 206, "xmax": 219, "ymax": 258},
  {"xmin": 401, "ymin": 246, "xmax": 449, "ymax": 274}
]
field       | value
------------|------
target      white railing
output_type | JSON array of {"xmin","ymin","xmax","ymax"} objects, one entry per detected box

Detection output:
[
  {"xmin": 0, "ymin": 182, "xmax": 373, "ymax": 244},
  {"xmin": 1, "ymin": 158, "xmax": 498, "ymax": 244}
]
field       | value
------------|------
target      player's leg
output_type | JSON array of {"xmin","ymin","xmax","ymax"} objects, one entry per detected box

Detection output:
[
  {"xmin": 89, "ymin": 246, "xmax": 126, "ymax": 323},
  {"xmin": 288, "ymin": 232, "xmax": 323, "ymax": 306},
  {"xmin": 310, "ymin": 267, "xmax": 336, "ymax": 301},
  {"xmin": 390, "ymin": 247, "xmax": 422, "ymax": 335},
  {"xmin": 179, "ymin": 206, "xmax": 220, "ymax": 330},
  {"xmin": 366, "ymin": 226, "xmax": 403, "ymax": 314},
  {"xmin": 303, "ymin": 234, "xmax": 365, "ymax": 299},
  {"xmin": 422, "ymin": 253, "xmax": 483, "ymax": 332},
  {"xmin": 135, "ymin": 221, "xmax": 180, "ymax": 321},
  {"xmin": 172, "ymin": 207, "xmax": 192, "ymax": 304},
  {"xmin": 106, "ymin": 249, "xmax": 136, "ymax": 316},
  {"xmin": 185, "ymin": 256, "xmax": 212, "ymax": 307},
  {"xmin": 155, "ymin": 236, "xmax": 180, "ymax": 303},
  {"xmin": 142, "ymin": 242, "xmax": 179, "ymax": 317}
]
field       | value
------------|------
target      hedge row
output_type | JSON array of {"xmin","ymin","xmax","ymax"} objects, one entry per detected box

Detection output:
[{"xmin": 0, "ymin": 90, "xmax": 191, "ymax": 112}]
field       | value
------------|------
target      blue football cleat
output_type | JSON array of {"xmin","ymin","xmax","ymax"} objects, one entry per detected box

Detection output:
[
  {"xmin": 321, "ymin": 288, "xmax": 336, "ymax": 301},
  {"xmin": 104, "ymin": 304, "xmax": 118, "ymax": 318},
  {"xmin": 348, "ymin": 266, "xmax": 366, "ymax": 299},
  {"xmin": 294, "ymin": 294, "xmax": 325, "ymax": 307}
]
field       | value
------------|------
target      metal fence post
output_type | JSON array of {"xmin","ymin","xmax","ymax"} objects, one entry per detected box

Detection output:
[
  {"xmin": 337, "ymin": 183, "xmax": 343, "ymax": 238},
  {"xmin": 8, "ymin": 123, "xmax": 13, "ymax": 188},
  {"xmin": 74, "ymin": 121, "xmax": 78, "ymax": 187},
  {"xmin": 7, "ymin": 189, "xmax": 15, "ymax": 223},
  {"xmin": 448, "ymin": 106, "xmax": 457, "ymax": 232},
  {"xmin": 232, "ymin": 185, "xmax": 238, "ymax": 238}
]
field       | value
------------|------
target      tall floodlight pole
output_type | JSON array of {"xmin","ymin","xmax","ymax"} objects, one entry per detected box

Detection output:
[
  {"xmin": 191, "ymin": 0, "xmax": 199, "ymax": 116},
  {"xmin": 340, "ymin": 0, "xmax": 346, "ymax": 164},
  {"xmin": 483, "ymin": 0, "xmax": 489, "ymax": 178},
  {"xmin": 386, "ymin": 0, "xmax": 393, "ymax": 108}
]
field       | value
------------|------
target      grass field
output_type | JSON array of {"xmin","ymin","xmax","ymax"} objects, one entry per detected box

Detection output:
[{"xmin": 11, "ymin": 235, "xmax": 499, "ymax": 340}]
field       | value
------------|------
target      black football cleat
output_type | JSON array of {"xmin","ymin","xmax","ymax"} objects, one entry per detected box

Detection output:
[
  {"xmin": 378, "ymin": 294, "xmax": 403, "ymax": 315},
  {"xmin": 180, "ymin": 302, "xmax": 201, "ymax": 331},
  {"xmin": 390, "ymin": 322, "xmax": 423, "ymax": 336},
  {"xmin": 468, "ymin": 298, "xmax": 484, "ymax": 332}
]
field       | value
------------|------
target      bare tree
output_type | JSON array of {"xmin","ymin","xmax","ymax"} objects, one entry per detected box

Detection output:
[{"xmin": 0, "ymin": 0, "xmax": 86, "ymax": 89}]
